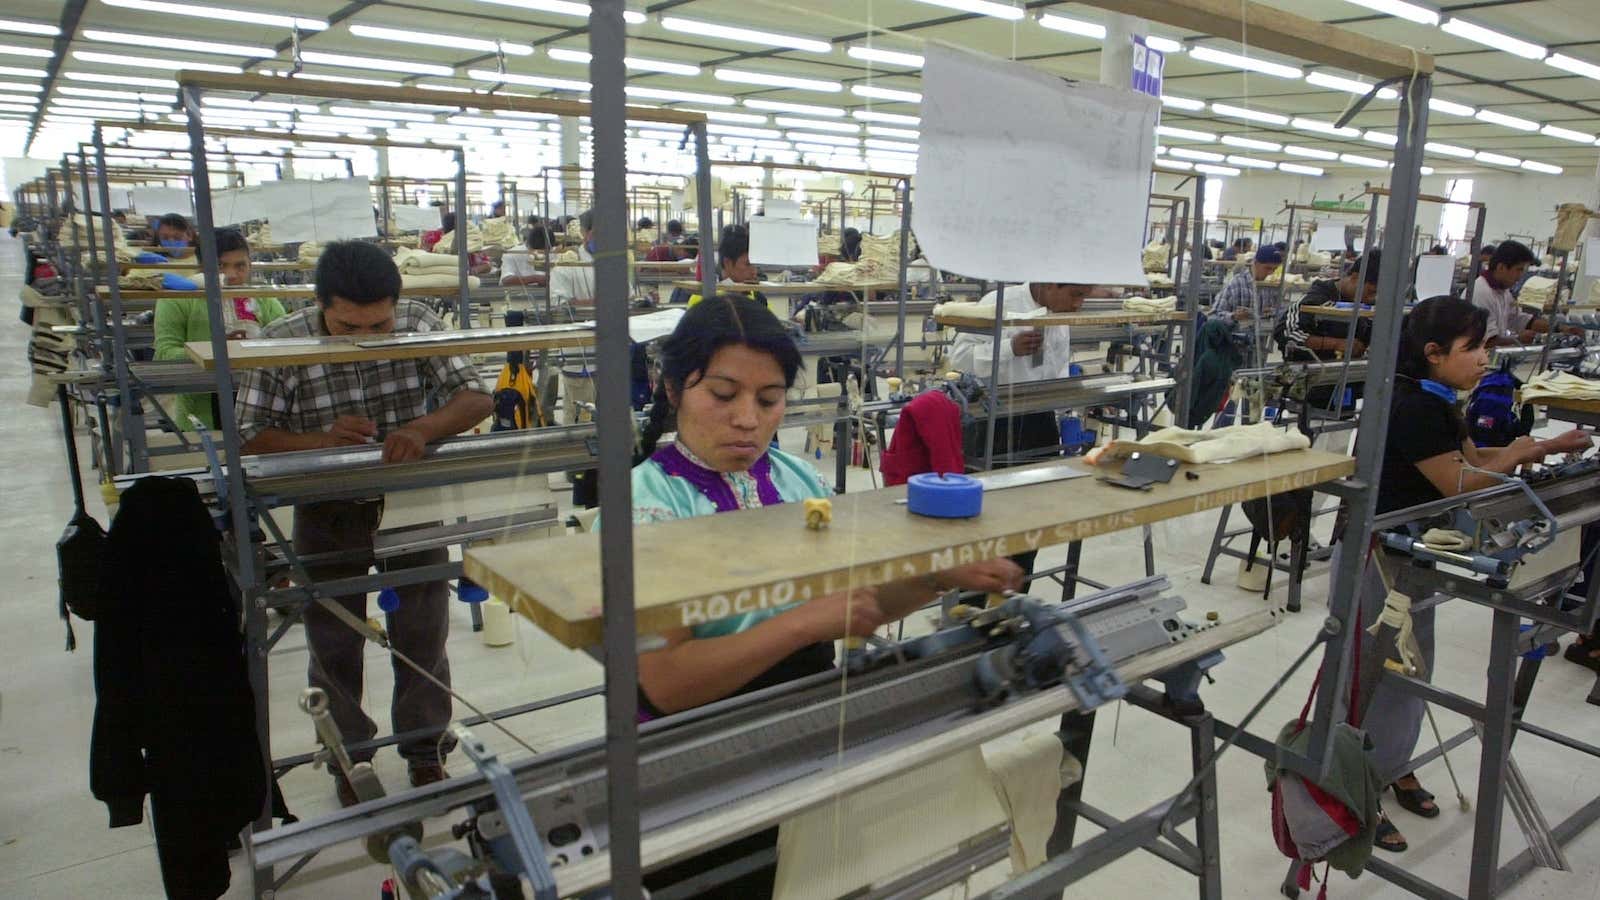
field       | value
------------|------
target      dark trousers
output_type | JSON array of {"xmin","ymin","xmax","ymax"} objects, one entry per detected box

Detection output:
[
  {"xmin": 293, "ymin": 499, "xmax": 455, "ymax": 765},
  {"xmin": 964, "ymin": 411, "xmax": 1060, "ymax": 581}
]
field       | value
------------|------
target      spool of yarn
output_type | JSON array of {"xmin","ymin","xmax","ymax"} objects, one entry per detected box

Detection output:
[
  {"xmin": 377, "ymin": 588, "xmax": 401, "ymax": 613},
  {"xmin": 481, "ymin": 599, "xmax": 514, "ymax": 647},
  {"xmin": 457, "ymin": 577, "xmax": 489, "ymax": 604},
  {"xmin": 906, "ymin": 472, "xmax": 983, "ymax": 518}
]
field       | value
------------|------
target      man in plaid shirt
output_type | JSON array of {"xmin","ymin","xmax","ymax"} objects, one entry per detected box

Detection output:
[{"xmin": 236, "ymin": 240, "xmax": 491, "ymax": 803}]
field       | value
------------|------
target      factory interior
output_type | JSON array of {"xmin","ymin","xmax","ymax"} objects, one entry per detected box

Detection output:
[{"xmin": 5, "ymin": 0, "xmax": 1600, "ymax": 898}]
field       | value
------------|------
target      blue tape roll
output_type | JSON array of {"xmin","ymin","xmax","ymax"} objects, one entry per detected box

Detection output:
[
  {"xmin": 377, "ymin": 588, "xmax": 401, "ymax": 613},
  {"xmin": 457, "ymin": 578, "xmax": 489, "ymax": 604},
  {"xmin": 906, "ymin": 472, "xmax": 983, "ymax": 518}
]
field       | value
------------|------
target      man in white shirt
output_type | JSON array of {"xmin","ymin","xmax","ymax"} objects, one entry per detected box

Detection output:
[
  {"xmin": 1473, "ymin": 240, "xmax": 1562, "ymax": 346},
  {"xmin": 499, "ymin": 220, "xmax": 552, "ymax": 287},
  {"xmin": 549, "ymin": 209, "xmax": 598, "ymax": 308}
]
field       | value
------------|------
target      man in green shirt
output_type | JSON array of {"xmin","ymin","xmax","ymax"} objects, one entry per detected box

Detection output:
[{"xmin": 153, "ymin": 228, "xmax": 286, "ymax": 430}]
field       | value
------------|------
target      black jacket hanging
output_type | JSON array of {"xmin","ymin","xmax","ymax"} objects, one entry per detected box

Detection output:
[{"xmin": 89, "ymin": 476, "xmax": 268, "ymax": 900}]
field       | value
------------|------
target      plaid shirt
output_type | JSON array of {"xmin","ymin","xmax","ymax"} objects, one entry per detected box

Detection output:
[
  {"xmin": 1211, "ymin": 266, "xmax": 1257, "ymax": 316},
  {"xmin": 234, "ymin": 299, "xmax": 488, "ymax": 443}
]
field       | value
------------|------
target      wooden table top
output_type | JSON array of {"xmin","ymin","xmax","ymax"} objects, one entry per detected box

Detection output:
[
  {"xmin": 465, "ymin": 448, "xmax": 1355, "ymax": 647},
  {"xmin": 935, "ymin": 310, "xmax": 1187, "ymax": 329},
  {"xmin": 670, "ymin": 280, "xmax": 901, "ymax": 295},
  {"xmin": 185, "ymin": 323, "xmax": 595, "ymax": 370}
]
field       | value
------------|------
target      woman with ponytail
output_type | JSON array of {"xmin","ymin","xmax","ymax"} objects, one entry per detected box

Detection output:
[{"xmin": 1359, "ymin": 295, "xmax": 1590, "ymax": 853}]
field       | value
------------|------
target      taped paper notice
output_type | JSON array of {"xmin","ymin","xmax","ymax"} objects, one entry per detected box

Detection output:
[
  {"xmin": 211, "ymin": 186, "xmax": 271, "ymax": 226},
  {"xmin": 1415, "ymin": 254, "xmax": 1455, "ymax": 300},
  {"xmin": 392, "ymin": 204, "xmax": 442, "ymax": 232},
  {"xmin": 71, "ymin": 185, "xmax": 133, "ymax": 212},
  {"xmin": 749, "ymin": 217, "xmax": 819, "ymax": 267},
  {"xmin": 913, "ymin": 46, "xmax": 1157, "ymax": 285},
  {"xmin": 129, "ymin": 186, "xmax": 193, "ymax": 218},
  {"xmin": 1310, "ymin": 220, "xmax": 1349, "ymax": 253},
  {"xmin": 764, "ymin": 198, "xmax": 801, "ymax": 220},
  {"xmin": 269, "ymin": 177, "xmax": 378, "ymax": 244},
  {"xmin": 1585, "ymin": 237, "xmax": 1600, "ymax": 278}
]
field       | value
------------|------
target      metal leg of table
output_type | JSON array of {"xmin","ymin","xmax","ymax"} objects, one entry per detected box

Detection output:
[
  {"xmin": 1061, "ymin": 540, "xmax": 1084, "ymax": 602},
  {"xmin": 1468, "ymin": 610, "xmax": 1520, "ymax": 900},
  {"xmin": 1200, "ymin": 506, "xmax": 1232, "ymax": 585},
  {"xmin": 1189, "ymin": 713, "xmax": 1222, "ymax": 900},
  {"xmin": 1046, "ymin": 710, "xmax": 1097, "ymax": 857}
]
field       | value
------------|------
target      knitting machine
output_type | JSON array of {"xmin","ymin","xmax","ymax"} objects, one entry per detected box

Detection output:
[
  {"xmin": 252, "ymin": 576, "xmax": 1236, "ymax": 900},
  {"xmin": 1373, "ymin": 454, "xmax": 1600, "ymax": 635}
]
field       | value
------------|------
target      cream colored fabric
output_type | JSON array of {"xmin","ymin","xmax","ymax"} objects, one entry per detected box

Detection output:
[
  {"xmin": 395, "ymin": 247, "xmax": 463, "ymax": 274},
  {"xmin": 813, "ymin": 258, "xmax": 892, "ymax": 286},
  {"xmin": 817, "ymin": 231, "xmax": 836, "ymax": 257},
  {"xmin": 298, "ymin": 240, "xmax": 324, "ymax": 265},
  {"xmin": 933, "ymin": 299, "xmax": 1055, "ymax": 321},
  {"xmin": 1092, "ymin": 421, "xmax": 1311, "ymax": 465},
  {"xmin": 1553, "ymin": 203, "xmax": 1594, "ymax": 253},
  {"xmin": 60, "ymin": 213, "xmax": 131, "ymax": 251},
  {"xmin": 479, "ymin": 216, "xmax": 521, "ymax": 250},
  {"xmin": 634, "ymin": 226, "xmax": 658, "ymax": 246},
  {"xmin": 1523, "ymin": 371, "xmax": 1600, "ymax": 403},
  {"xmin": 983, "ymin": 733, "xmax": 1077, "ymax": 873},
  {"xmin": 1124, "ymin": 295, "xmax": 1177, "ymax": 313},
  {"xmin": 439, "ymin": 220, "xmax": 485, "ymax": 253},
  {"xmin": 119, "ymin": 272, "xmax": 165, "ymax": 291},
  {"xmin": 400, "ymin": 273, "xmax": 479, "ymax": 290},
  {"xmin": 564, "ymin": 217, "xmax": 584, "ymax": 240},
  {"xmin": 1294, "ymin": 245, "xmax": 1331, "ymax": 268},
  {"xmin": 1142, "ymin": 240, "xmax": 1170, "ymax": 273},
  {"xmin": 246, "ymin": 222, "xmax": 273, "ymax": 246},
  {"xmin": 771, "ymin": 748, "xmax": 1007, "ymax": 900},
  {"xmin": 1518, "ymin": 276, "xmax": 1558, "ymax": 309},
  {"xmin": 858, "ymin": 231, "xmax": 905, "ymax": 268}
]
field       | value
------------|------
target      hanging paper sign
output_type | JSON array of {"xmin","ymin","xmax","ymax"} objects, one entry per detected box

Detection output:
[{"xmin": 1132, "ymin": 39, "xmax": 1165, "ymax": 99}]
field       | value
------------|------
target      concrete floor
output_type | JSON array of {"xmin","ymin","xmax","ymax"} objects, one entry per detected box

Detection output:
[{"xmin": 1, "ymin": 229, "xmax": 1599, "ymax": 899}]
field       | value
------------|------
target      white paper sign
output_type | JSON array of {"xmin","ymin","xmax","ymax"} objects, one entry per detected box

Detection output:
[
  {"xmin": 1585, "ymin": 237, "xmax": 1600, "ymax": 279},
  {"xmin": 749, "ymin": 217, "xmax": 820, "ymax": 267},
  {"xmin": 1414, "ymin": 254, "xmax": 1456, "ymax": 300},
  {"xmin": 211, "ymin": 185, "xmax": 271, "ymax": 226},
  {"xmin": 129, "ymin": 186, "xmax": 193, "ymax": 218},
  {"xmin": 71, "ymin": 185, "xmax": 133, "ymax": 212},
  {"xmin": 912, "ymin": 46, "xmax": 1157, "ymax": 285},
  {"xmin": 763, "ymin": 198, "xmax": 802, "ymax": 220},
  {"xmin": 392, "ymin": 204, "xmax": 442, "ymax": 232},
  {"xmin": 1310, "ymin": 220, "xmax": 1348, "ymax": 252},
  {"xmin": 268, "ymin": 177, "xmax": 378, "ymax": 244}
]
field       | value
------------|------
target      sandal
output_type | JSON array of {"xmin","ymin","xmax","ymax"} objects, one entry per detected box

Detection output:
[
  {"xmin": 1374, "ymin": 816, "xmax": 1408, "ymax": 853},
  {"xmin": 1391, "ymin": 776, "xmax": 1440, "ymax": 819}
]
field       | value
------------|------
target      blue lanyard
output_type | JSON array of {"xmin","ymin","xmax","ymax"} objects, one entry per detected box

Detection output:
[{"xmin": 1418, "ymin": 378, "xmax": 1456, "ymax": 403}]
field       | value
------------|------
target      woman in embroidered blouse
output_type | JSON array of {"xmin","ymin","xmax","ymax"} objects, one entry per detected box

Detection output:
[{"xmin": 621, "ymin": 297, "xmax": 1024, "ymax": 718}]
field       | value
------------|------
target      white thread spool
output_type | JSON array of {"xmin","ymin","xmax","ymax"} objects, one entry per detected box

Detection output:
[{"xmin": 481, "ymin": 599, "xmax": 514, "ymax": 647}]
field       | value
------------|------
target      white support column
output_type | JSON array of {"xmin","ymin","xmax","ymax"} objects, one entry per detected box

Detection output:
[
  {"xmin": 1099, "ymin": 13, "xmax": 1147, "ymax": 89},
  {"xmin": 560, "ymin": 115, "xmax": 582, "ymax": 214}
]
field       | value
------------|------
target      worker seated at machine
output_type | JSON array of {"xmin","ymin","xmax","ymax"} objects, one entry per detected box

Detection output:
[
  {"xmin": 687, "ymin": 225, "xmax": 763, "ymax": 307},
  {"xmin": 154, "ymin": 227, "xmax": 287, "ymax": 430},
  {"xmin": 1474, "ymin": 240, "xmax": 1576, "ymax": 347},
  {"xmin": 606, "ymin": 295, "xmax": 1022, "ymax": 895},
  {"xmin": 1211, "ymin": 243, "xmax": 1282, "ymax": 324},
  {"xmin": 499, "ymin": 220, "xmax": 553, "ymax": 287},
  {"xmin": 1276, "ymin": 249, "xmax": 1382, "ymax": 362},
  {"xmin": 234, "ymin": 240, "xmax": 494, "ymax": 806},
  {"xmin": 152, "ymin": 212, "xmax": 195, "ymax": 257}
]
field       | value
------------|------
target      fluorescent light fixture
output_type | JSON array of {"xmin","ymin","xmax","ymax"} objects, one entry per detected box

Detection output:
[
  {"xmin": 349, "ymin": 24, "xmax": 533, "ymax": 56},
  {"xmin": 302, "ymin": 51, "xmax": 453, "ymax": 77},
  {"xmin": 467, "ymin": 69, "xmax": 590, "ymax": 91},
  {"xmin": 0, "ymin": 92, "xmax": 36, "ymax": 104},
  {"xmin": 71, "ymin": 52, "xmax": 241, "ymax": 74},
  {"xmin": 626, "ymin": 86, "xmax": 735, "ymax": 106},
  {"xmin": 1160, "ymin": 94, "xmax": 1205, "ymax": 111},
  {"xmin": 1547, "ymin": 53, "xmax": 1600, "ymax": 81},
  {"xmin": 851, "ymin": 85, "xmax": 921, "ymax": 103},
  {"xmin": 697, "ymin": 109, "xmax": 770, "ymax": 124},
  {"xmin": 785, "ymin": 131, "xmax": 859, "ymax": 146},
  {"xmin": 793, "ymin": 141, "xmax": 843, "ymax": 154},
  {"xmin": 469, "ymin": 0, "xmax": 642, "ymax": 24},
  {"xmin": 0, "ymin": 80, "xmax": 42, "ymax": 92},
  {"xmin": 1145, "ymin": 36, "xmax": 1183, "ymax": 54},
  {"xmin": 0, "ymin": 19, "xmax": 59, "ymax": 37},
  {"xmin": 61, "ymin": 86, "xmax": 172, "ymax": 103},
  {"xmin": 1189, "ymin": 46, "xmax": 1301, "ymax": 79},
  {"xmin": 1168, "ymin": 147, "xmax": 1224, "ymax": 162},
  {"xmin": 1156, "ymin": 125, "xmax": 1216, "ymax": 142},
  {"xmin": 1428, "ymin": 97, "xmax": 1476, "ymax": 117},
  {"xmin": 1441, "ymin": 17, "xmax": 1546, "ymax": 60},
  {"xmin": 63, "ymin": 71, "xmax": 177, "ymax": 89},
  {"xmin": 865, "ymin": 138, "xmax": 918, "ymax": 153},
  {"xmin": 1340, "ymin": 153, "xmax": 1388, "ymax": 168},
  {"xmin": 100, "ymin": 0, "xmax": 327, "ymax": 31},
  {"xmin": 1211, "ymin": 102, "xmax": 1289, "ymax": 125},
  {"xmin": 868, "ymin": 126, "xmax": 920, "ymax": 139},
  {"xmin": 774, "ymin": 116, "xmax": 858, "ymax": 133},
  {"xmin": 907, "ymin": 0, "xmax": 1024, "ymax": 20},
  {"xmin": 1474, "ymin": 150, "xmax": 1521, "ymax": 166},
  {"xmin": 1155, "ymin": 159, "xmax": 1193, "ymax": 171},
  {"xmin": 0, "ymin": 44, "xmax": 51, "ymax": 59},
  {"xmin": 707, "ymin": 124, "xmax": 783, "ymax": 139},
  {"xmin": 715, "ymin": 68, "xmax": 842, "ymax": 92},
  {"xmin": 1541, "ymin": 124, "xmax": 1596, "ymax": 143},
  {"xmin": 660, "ymin": 16, "xmax": 830, "ymax": 53},
  {"xmin": 82, "ymin": 30, "xmax": 272, "ymax": 57},
  {"xmin": 1306, "ymin": 70, "xmax": 1399, "ymax": 100},
  {"xmin": 545, "ymin": 47, "xmax": 701, "ymax": 76},
  {"xmin": 746, "ymin": 99, "xmax": 844, "ymax": 117},
  {"xmin": 1292, "ymin": 117, "xmax": 1360, "ymax": 138},
  {"xmin": 0, "ymin": 64, "xmax": 47, "ymax": 78},
  {"xmin": 329, "ymin": 105, "xmax": 435, "ymax": 123},
  {"xmin": 1340, "ymin": 0, "xmax": 1438, "ymax": 26},
  {"xmin": 1278, "ymin": 162, "xmax": 1324, "ymax": 176},
  {"xmin": 1037, "ymin": 14, "xmax": 1106, "ymax": 39},
  {"xmin": 1363, "ymin": 130, "xmax": 1398, "ymax": 146},
  {"xmin": 287, "ymin": 72, "xmax": 402, "ymax": 88},
  {"xmin": 1521, "ymin": 160, "xmax": 1563, "ymax": 174},
  {"xmin": 852, "ymin": 109, "xmax": 918, "ymax": 125},
  {"xmin": 54, "ymin": 97, "xmax": 157, "ymax": 113},
  {"xmin": 1226, "ymin": 154, "xmax": 1275, "ymax": 169},
  {"xmin": 1475, "ymin": 108, "xmax": 1538, "ymax": 131},
  {"xmin": 1424, "ymin": 142, "xmax": 1474, "ymax": 158},
  {"xmin": 1194, "ymin": 164, "xmax": 1240, "ymax": 177},
  {"xmin": 0, "ymin": 101, "xmax": 36, "ymax": 113},
  {"xmin": 1221, "ymin": 135, "xmax": 1282, "ymax": 151},
  {"xmin": 847, "ymin": 46, "xmax": 923, "ymax": 68}
]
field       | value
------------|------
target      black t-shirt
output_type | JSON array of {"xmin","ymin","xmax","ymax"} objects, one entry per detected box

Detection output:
[{"xmin": 1377, "ymin": 377, "xmax": 1466, "ymax": 515}]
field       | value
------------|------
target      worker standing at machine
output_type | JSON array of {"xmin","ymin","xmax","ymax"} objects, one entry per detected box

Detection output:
[
  {"xmin": 1357, "ymin": 295, "xmax": 1591, "ymax": 853},
  {"xmin": 154, "ymin": 227, "xmax": 286, "ymax": 430},
  {"xmin": 233, "ymin": 240, "xmax": 493, "ymax": 805},
  {"xmin": 607, "ymin": 295, "xmax": 1022, "ymax": 895}
]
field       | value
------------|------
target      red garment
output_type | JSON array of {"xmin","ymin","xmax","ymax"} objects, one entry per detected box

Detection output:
[
  {"xmin": 420, "ymin": 228, "xmax": 444, "ymax": 251},
  {"xmin": 644, "ymin": 244, "xmax": 676, "ymax": 263},
  {"xmin": 880, "ymin": 392, "xmax": 964, "ymax": 487}
]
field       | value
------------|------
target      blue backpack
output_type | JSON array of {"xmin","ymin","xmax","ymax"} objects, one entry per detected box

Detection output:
[{"xmin": 1466, "ymin": 363, "xmax": 1532, "ymax": 447}]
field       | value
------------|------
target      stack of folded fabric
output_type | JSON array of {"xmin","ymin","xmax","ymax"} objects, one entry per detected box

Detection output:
[
  {"xmin": 1517, "ymin": 276, "xmax": 1558, "ymax": 310},
  {"xmin": 1142, "ymin": 240, "xmax": 1170, "ymax": 273},
  {"xmin": 479, "ymin": 216, "xmax": 520, "ymax": 250},
  {"xmin": 1142, "ymin": 273, "xmax": 1175, "ymax": 291},
  {"xmin": 394, "ymin": 247, "xmax": 479, "ymax": 291},
  {"xmin": 1124, "ymin": 295, "xmax": 1176, "ymax": 313},
  {"xmin": 858, "ymin": 231, "xmax": 904, "ymax": 268},
  {"xmin": 437, "ymin": 220, "xmax": 485, "ymax": 253},
  {"xmin": 816, "ymin": 231, "xmax": 836, "ymax": 257},
  {"xmin": 245, "ymin": 222, "xmax": 273, "ymax": 246},
  {"xmin": 27, "ymin": 304, "xmax": 75, "ymax": 407},
  {"xmin": 119, "ymin": 272, "xmax": 167, "ymax": 291},
  {"xmin": 297, "ymin": 241, "xmax": 323, "ymax": 267},
  {"xmin": 812, "ymin": 258, "xmax": 891, "ymax": 286},
  {"xmin": 565, "ymin": 218, "xmax": 584, "ymax": 241},
  {"xmin": 1522, "ymin": 371, "xmax": 1600, "ymax": 404}
]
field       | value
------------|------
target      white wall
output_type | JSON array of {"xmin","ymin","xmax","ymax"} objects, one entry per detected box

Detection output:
[{"xmin": 2, "ymin": 157, "xmax": 52, "ymax": 195}]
